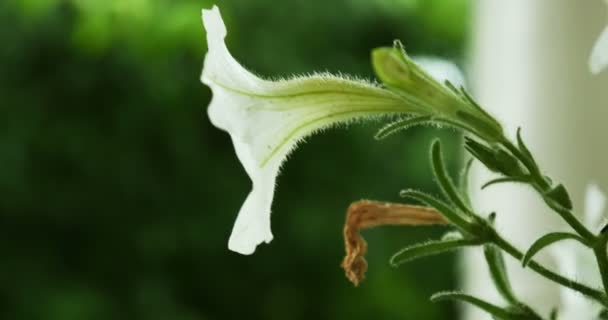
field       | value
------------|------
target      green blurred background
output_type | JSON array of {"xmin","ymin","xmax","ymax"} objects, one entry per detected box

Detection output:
[{"xmin": 0, "ymin": 0, "xmax": 469, "ymax": 319}]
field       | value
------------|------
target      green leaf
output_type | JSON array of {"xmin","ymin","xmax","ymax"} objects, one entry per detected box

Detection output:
[
  {"xmin": 522, "ymin": 232, "xmax": 588, "ymax": 267},
  {"xmin": 390, "ymin": 238, "xmax": 480, "ymax": 267},
  {"xmin": 430, "ymin": 140, "xmax": 473, "ymax": 215},
  {"xmin": 399, "ymin": 189, "xmax": 471, "ymax": 232},
  {"xmin": 430, "ymin": 292, "xmax": 517, "ymax": 320},
  {"xmin": 516, "ymin": 128, "xmax": 535, "ymax": 166},
  {"xmin": 544, "ymin": 184, "xmax": 573, "ymax": 210},
  {"xmin": 459, "ymin": 158, "xmax": 474, "ymax": 207},
  {"xmin": 484, "ymin": 244, "xmax": 518, "ymax": 304},
  {"xmin": 374, "ymin": 115, "xmax": 433, "ymax": 140},
  {"xmin": 432, "ymin": 292, "xmax": 542, "ymax": 320},
  {"xmin": 481, "ymin": 176, "xmax": 531, "ymax": 190}
]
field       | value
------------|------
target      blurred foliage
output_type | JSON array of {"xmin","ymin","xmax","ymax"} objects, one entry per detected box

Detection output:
[{"xmin": 0, "ymin": 0, "xmax": 469, "ymax": 319}]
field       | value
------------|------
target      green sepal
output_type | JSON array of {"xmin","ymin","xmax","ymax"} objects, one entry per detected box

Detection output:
[
  {"xmin": 456, "ymin": 111, "xmax": 503, "ymax": 142},
  {"xmin": 464, "ymin": 137, "xmax": 525, "ymax": 177},
  {"xmin": 371, "ymin": 43, "xmax": 413, "ymax": 90},
  {"xmin": 371, "ymin": 41, "xmax": 504, "ymax": 142},
  {"xmin": 484, "ymin": 243, "xmax": 518, "ymax": 304},
  {"xmin": 374, "ymin": 115, "xmax": 433, "ymax": 140},
  {"xmin": 598, "ymin": 309, "xmax": 608, "ymax": 319},
  {"xmin": 430, "ymin": 140, "xmax": 474, "ymax": 215},
  {"xmin": 465, "ymin": 137, "xmax": 499, "ymax": 171},
  {"xmin": 522, "ymin": 232, "xmax": 588, "ymax": 267},
  {"xmin": 544, "ymin": 184, "xmax": 573, "ymax": 210},
  {"xmin": 516, "ymin": 128, "xmax": 536, "ymax": 166},
  {"xmin": 390, "ymin": 238, "xmax": 481, "ymax": 267},
  {"xmin": 444, "ymin": 80, "xmax": 459, "ymax": 94}
]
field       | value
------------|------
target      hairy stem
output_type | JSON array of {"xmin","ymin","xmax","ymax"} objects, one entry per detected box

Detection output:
[
  {"xmin": 539, "ymin": 192, "xmax": 596, "ymax": 241},
  {"xmin": 492, "ymin": 232, "xmax": 608, "ymax": 307},
  {"xmin": 594, "ymin": 239, "xmax": 608, "ymax": 296},
  {"xmin": 501, "ymin": 138, "xmax": 608, "ymax": 296},
  {"xmin": 502, "ymin": 139, "xmax": 595, "ymax": 240}
]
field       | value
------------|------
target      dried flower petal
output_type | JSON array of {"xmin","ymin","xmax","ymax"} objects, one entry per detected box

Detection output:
[{"xmin": 341, "ymin": 200, "xmax": 447, "ymax": 285}]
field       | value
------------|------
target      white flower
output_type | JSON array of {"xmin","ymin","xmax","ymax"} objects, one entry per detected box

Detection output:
[
  {"xmin": 553, "ymin": 184, "xmax": 607, "ymax": 319},
  {"xmin": 200, "ymin": 6, "xmax": 417, "ymax": 255},
  {"xmin": 589, "ymin": 0, "xmax": 608, "ymax": 74}
]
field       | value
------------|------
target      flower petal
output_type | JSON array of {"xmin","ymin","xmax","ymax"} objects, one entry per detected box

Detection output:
[
  {"xmin": 201, "ymin": 6, "xmax": 409, "ymax": 254},
  {"xmin": 584, "ymin": 183, "xmax": 606, "ymax": 233},
  {"xmin": 589, "ymin": 24, "xmax": 608, "ymax": 74},
  {"xmin": 227, "ymin": 139, "xmax": 278, "ymax": 254}
]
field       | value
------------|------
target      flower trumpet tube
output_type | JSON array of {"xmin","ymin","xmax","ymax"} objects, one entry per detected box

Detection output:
[{"xmin": 201, "ymin": 6, "xmax": 427, "ymax": 255}]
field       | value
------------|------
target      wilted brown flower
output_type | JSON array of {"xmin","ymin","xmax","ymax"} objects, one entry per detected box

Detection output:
[{"xmin": 341, "ymin": 200, "xmax": 447, "ymax": 286}]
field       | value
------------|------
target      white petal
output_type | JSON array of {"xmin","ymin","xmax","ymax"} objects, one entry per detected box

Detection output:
[
  {"xmin": 589, "ymin": 24, "xmax": 608, "ymax": 74},
  {"xmin": 584, "ymin": 183, "xmax": 607, "ymax": 233},
  {"xmin": 201, "ymin": 6, "xmax": 407, "ymax": 254},
  {"xmin": 227, "ymin": 139, "xmax": 278, "ymax": 255}
]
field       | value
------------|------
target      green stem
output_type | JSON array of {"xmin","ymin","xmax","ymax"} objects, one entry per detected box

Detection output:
[
  {"xmin": 500, "ymin": 140, "xmax": 548, "ymax": 189},
  {"xmin": 594, "ymin": 239, "xmax": 608, "ymax": 296},
  {"xmin": 492, "ymin": 233, "xmax": 608, "ymax": 307},
  {"xmin": 501, "ymin": 139, "xmax": 596, "ymax": 241},
  {"xmin": 540, "ymin": 195, "xmax": 596, "ymax": 241},
  {"xmin": 501, "ymin": 137, "xmax": 608, "ymax": 298}
]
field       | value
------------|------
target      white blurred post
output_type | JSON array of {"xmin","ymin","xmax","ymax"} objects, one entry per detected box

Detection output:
[{"xmin": 464, "ymin": 0, "xmax": 608, "ymax": 318}]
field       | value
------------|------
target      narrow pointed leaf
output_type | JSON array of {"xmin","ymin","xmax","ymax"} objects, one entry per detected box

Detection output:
[
  {"xmin": 374, "ymin": 115, "xmax": 433, "ymax": 140},
  {"xmin": 522, "ymin": 232, "xmax": 588, "ymax": 267},
  {"xmin": 460, "ymin": 158, "xmax": 474, "ymax": 190},
  {"xmin": 399, "ymin": 189, "xmax": 471, "ymax": 231},
  {"xmin": 484, "ymin": 244, "xmax": 518, "ymax": 304},
  {"xmin": 431, "ymin": 140, "xmax": 473, "ymax": 215},
  {"xmin": 430, "ymin": 292, "xmax": 516, "ymax": 320},
  {"xmin": 516, "ymin": 128, "xmax": 535, "ymax": 165},
  {"xmin": 481, "ymin": 176, "xmax": 531, "ymax": 190},
  {"xmin": 459, "ymin": 158, "xmax": 474, "ymax": 206},
  {"xmin": 390, "ymin": 238, "xmax": 480, "ymax": 267}
]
